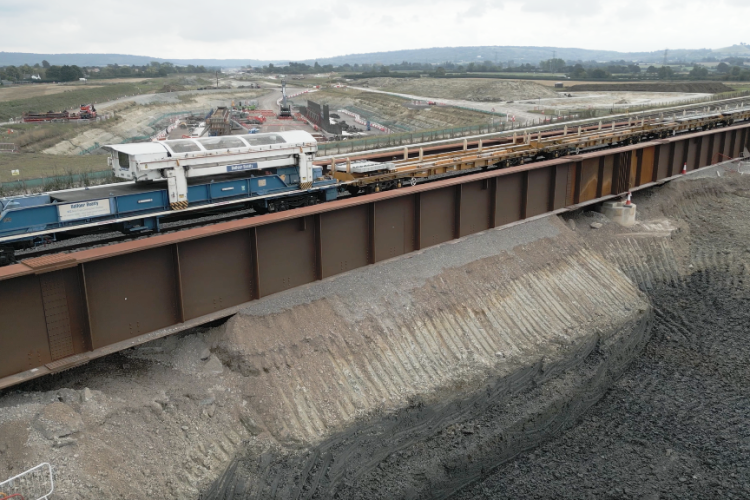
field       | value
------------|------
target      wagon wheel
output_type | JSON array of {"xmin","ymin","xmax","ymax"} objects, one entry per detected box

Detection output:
[{"xmin": 409, "ymin": 177, "xmax": 417, "ymax": 187}]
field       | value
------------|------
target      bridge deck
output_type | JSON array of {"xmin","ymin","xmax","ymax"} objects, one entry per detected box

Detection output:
[{"xmin": 0, "ymin": 122, "xmax": 749, "ymax": 390}]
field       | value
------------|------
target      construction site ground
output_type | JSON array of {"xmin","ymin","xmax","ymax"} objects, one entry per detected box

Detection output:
[
  {"xmin": 39, "ymin": 89, "xmax": 267, "ymax": 155},
  {"xmin": 453, "ymin": 165, "xmax": 750, "ymax": 499},
  {"xmin": 2, "ymin": 162, "xmax": 750, "ymax": 498},
  {"xmin": 0, "ymin": 83, "xmax": 103, "ymax": 104},
  {"xmin": 351, "ymin": 78, "xmax": 714, "ymax": 123},
  {"xmin": 562, "ymin": 82, "xmax": 734, "ymax": 93},
  {"xmin": 304, "ymin": 87, "xmax": 493, "ymax": 133},
  {"xmin": 360, "ymin": 77, "xmax": 560, "ymax": 102},
  {"xmin": 529, "ymin": 91, "xmax": 711, "ymax": 111},
  {"xmin": 0, "ymin": 79, "xmax": 175, "ymax": 123},
  {"xmin": 1, "ymin": 76, "xmax": 738, "ymax": 184},
  {"xmin": 0, "ymin": 153, "xmax": 103, "ymax": 184},
  {"xmin": 16, "ymin": 83, "xmax": 496, "ymax": 160}
]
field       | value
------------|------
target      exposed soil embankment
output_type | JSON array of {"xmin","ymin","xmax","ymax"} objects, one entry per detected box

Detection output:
[
  {"xmin": 311, "ymin": 89, "xmax": 490, "ymax": 131},
  {"xmin": 206, "ymin": 219, "xmax": 646, "ymax": 447},
  {"xmin": 362, "ymin": 77, "xmax": 559, "ymax": 101},
  {"xmin": 205, "ymin": 165, "xmax": 750, "ymax": 499},
  {"xmin": 564, "ymin": 82, "xmax": 734, "ymax": 93},
  {"xmin": 0, "ymin": 212, "xmax": 648, "ymax": 500},
  {"xmin": 4, "ymin": 163, "xmax": 750, "ymax": 500},
  {"xmin": 205, "ymin": 313, "xmax": 651, "ymax": 499},
  {"xmin": 452, "ymin": 169, "xmax": 750, "ymax": 499},
  {"xmin": 200, "ymin": 218, "xmax": 651, "ymax": 499}
]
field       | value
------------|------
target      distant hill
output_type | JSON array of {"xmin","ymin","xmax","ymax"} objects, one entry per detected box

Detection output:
[
  {"xmin": 303, "ymin": 46, "xmax": 717, "ymax": 66},
  {"xmin": 0, "ymin": 52, "xmax": 277, "ymax": 68},
  {"xmin": 713, "ymin": 44, "xmax": 750, "ymax": 55},
  {"xmin": 0, "ymin": 45, "xmax": 744, "ymax": 69}
]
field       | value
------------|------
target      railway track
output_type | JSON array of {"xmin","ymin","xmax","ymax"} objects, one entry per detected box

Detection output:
[
  {"xmin": 6, "ymin": 97, "xmax": 750, "ymax": 264},
  {"xmin": 321, "ymin": 95, "xmax": 750, "ymax": 163},
  {"xmin": 14, "ymin": 207, "xmax": 259, "ymax": 262},
  {"xmin": 1, "ymin": 112, "xmax": 749, "ymax": 391},
  {"xmin": 329, "ymin": 100, "xmax": 750, "ymax": 193}
]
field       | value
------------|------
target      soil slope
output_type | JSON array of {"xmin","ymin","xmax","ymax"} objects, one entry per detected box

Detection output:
[
  {"xmin": 362, "ymin": 77, "xmax": 559, "ymax": 102},
  {"xmin": 565, "ymin": 82, "xmax": 734, "ymax": 93},
  {"xmin": 452, "ymin": 170, "xmax": 750, "ymax": 499}
]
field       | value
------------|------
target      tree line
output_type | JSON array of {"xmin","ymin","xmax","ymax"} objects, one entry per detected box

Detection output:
[
  {"xmin": 0, "ymin": 60, "xmax": 214, "ymax": 83},
  {"xmin": 253, "ymin": 57, "xmax": 750, "ymax": 82},
  {"xmin": 3, "ymin": 56, "xmax": 749, "ymax": 83}
]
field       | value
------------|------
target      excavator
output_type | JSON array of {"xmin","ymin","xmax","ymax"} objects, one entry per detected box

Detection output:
[{"xmin": 278, "ymin": 79, "xmax": 292, "ymax": 118}]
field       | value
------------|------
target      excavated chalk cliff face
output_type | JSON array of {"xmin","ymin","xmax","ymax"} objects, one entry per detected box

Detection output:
[
  {"xmin": 452, "ymin": 168, "xmax": 750, "ymax": 499},
  {"xmin": 2, "ymin": 193, "xmax": 685, "ymax": 500},
  {"xmin": 3, "ymin": 168, "xmax": 749, "ymax": 500},
  {"xmin": 203, "ymin": 216, "xmax": 651, "ymax": 499}
]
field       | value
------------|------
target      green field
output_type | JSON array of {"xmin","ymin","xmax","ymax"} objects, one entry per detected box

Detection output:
[
  {"xmin": 0, "ymin": 153, "xmax": 106, "ymax": 184},
  {"xmin": 0, "ymin": 121, "xmax": 114, "ymax": 153},
  {"xmin": 0, "ymin": 79, "xmax": 166, "ymax": 121}
]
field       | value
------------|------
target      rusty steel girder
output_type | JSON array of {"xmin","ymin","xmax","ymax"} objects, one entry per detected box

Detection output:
[{"xmin": 1, "ymin": 123, "xmax": 749, "ymax": 390}]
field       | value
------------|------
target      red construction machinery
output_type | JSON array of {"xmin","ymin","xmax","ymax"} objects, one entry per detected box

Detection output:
[{"xmin": 22, "ymin": 104, "xmax": 97, "ymax": 123}]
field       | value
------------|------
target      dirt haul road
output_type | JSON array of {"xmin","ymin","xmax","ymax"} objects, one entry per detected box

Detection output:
[
  {"xmin": 362, "ymin": 77, "xmax": 559, "ymax": 102},
  {"xmin": 348, "ymin": 85, "xmax": 545, "ymax": 123}
]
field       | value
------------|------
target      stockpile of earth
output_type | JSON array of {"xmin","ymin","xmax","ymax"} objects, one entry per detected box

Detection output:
[
  {"xmin": 311, "ymin": 88, "xmax": 491, "ymax": 130},
  {"xmin": 363, "ymin": 77, "xmax": 559, "ymax": 101},
  {"xmin": 564, "ymin": 82, "xmax": 734, "ymax": 93}
]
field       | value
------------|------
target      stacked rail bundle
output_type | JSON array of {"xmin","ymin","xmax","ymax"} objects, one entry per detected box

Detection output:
[
  {"xmin": 22, "ymin": 110, "xmax": 70, "ymax": 122},
  {"xmin": 208, "ymin": 107, "xmax": 232, "ymax": 136}
]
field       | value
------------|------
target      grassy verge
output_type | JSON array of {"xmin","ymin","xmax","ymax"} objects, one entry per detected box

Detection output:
[
  {"xmin": 727, "ymin": 83, "xmax": 750, "ymax": 92},
  {"xmin": 0, "ymin": 80, "xmax": 166, "ymax": 121},
  {"xmin": 0, "ymin": 153, "xmax": 107, "ymax": 183},
  {"xmin": 1, "ymin": 121, "xmax": 119, "ymax": 153}
]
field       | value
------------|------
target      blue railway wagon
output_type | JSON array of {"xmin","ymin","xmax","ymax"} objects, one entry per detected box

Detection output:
[{"xmin": 0, "ymin": 169, "xmax": 337, "ymax": 251}]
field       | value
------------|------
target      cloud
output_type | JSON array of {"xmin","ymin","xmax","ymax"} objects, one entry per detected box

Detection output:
[
  {"xmin": 0, "ymin": 0, "xmax": 747, "ymax": 60},
  {"xmin": 459, "ymin": 0, "xmax": 493, "ymax": 19},
  {"xmin": 517, "ymin": 0, "xmax": 603, "ymax": 17},
  {"xmin": 335, "ymin": 2, "xmax": 352, "ymax": 19}
]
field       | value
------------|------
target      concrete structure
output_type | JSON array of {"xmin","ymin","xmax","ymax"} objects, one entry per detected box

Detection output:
[
  {"xmin": 300, "ymin": 99, "xmax": 344, "ymax": 136},
  {"xmin": 601, "ymin": 200, "xmax": 637, "ymax": 227}
]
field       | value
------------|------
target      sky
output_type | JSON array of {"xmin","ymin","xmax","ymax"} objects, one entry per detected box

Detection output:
[{"xmin": 0, "ymin": 0, "xmax": 747, "ymax": 61}]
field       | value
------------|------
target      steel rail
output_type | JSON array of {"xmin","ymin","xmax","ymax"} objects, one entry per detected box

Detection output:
[
  {"xmin": 5, "ymin": 106, "xmax": 743, "ymax": 249},
  {"xmin": 318, "ymin": 95, "xmax": 750, "ymax": 161}
]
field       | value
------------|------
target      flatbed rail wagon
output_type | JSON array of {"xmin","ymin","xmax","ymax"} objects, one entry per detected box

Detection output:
[{"xmin": 1, "ymin": 105, "xmax": 749, "ymax": 266}]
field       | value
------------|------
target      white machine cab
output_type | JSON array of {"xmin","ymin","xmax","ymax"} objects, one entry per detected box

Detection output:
[{"xmin": 104, "ymin": 131, "xmax": 317, "ymax": 210}]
